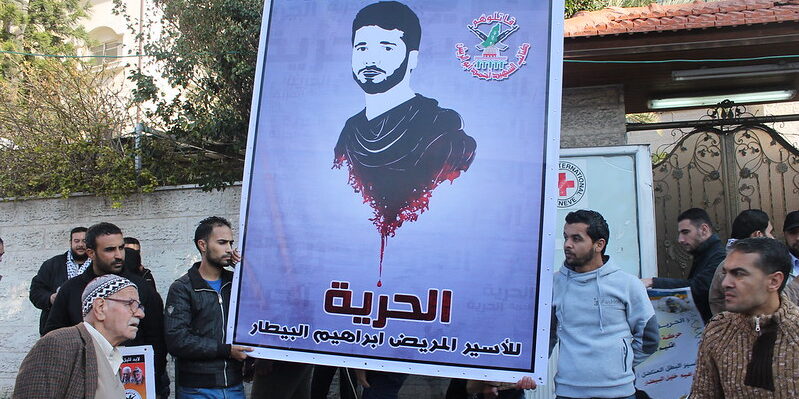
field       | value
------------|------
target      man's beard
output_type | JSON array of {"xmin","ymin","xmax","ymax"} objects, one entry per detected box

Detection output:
[
  {"xmin": 71, "ymin": 249, "xmax": 88, "ymax": 262},
  {"xmin": 207, "ymin": 255, "xmax": 231, "ymax": 270},
  {"xmin": 95, "ymin": 259, "xmax": 124, "ymax": 275},
  {"xmin": 789, "ymin": 244, "xmax": 799, "ymax": 259},
  {"xmin": 564, "ymin": 250, "xmax": 593, "ymax": 269},
  {"xmin": 353, "ymin": 55, "xmax": 409, "ymax": 95}
]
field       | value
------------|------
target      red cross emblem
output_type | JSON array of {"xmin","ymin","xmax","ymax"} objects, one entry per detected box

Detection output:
[{"xmin": 558, "ymin": 172, "xmax": 575, "ymax": 196}]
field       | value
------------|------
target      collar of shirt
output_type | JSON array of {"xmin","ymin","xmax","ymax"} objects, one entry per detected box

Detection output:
[
  {"xmin": 83, "ymin": 321, "xmax": 122, "ymax": 375},
  {"xmin": 791, "ymin": 253, "xmax": 799, "ymax": 278}
]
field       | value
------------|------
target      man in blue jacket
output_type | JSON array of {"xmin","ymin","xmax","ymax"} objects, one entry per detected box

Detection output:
[{"xmin": 553, "ymin": 210, "xmax": 659, "ymax": 399}]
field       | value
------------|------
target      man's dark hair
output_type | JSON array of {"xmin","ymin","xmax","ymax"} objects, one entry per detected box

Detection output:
[
  {"xmin": 85, "ymin": 222, "xmax": 122, "ymax": 250},
  {"xmin": 0, "ymin": 237, "xmax": 3, "ymax": 244},
  {"xmin": 729, "ymin": 237, "xmax": 792, "ymax": 291},
  {"xmin": 124, "ymin": 237, "xmax": 140, "ymax": 246},
  {"xmin": 352, "ymin": 1, "xmax": 421, "ymax": 51},
  {"xmin": 678, "ymin": 208, "xmax": 714, "ymax": 229},
  {"xmin": 70, "ymin": 226, "xmax": 88, "ymax": 239},
  {"xmin": 565, "ymin": 209, "xmax": 610, "ymax": 254},
  {"xmin": 730, "ymin": 209, "xmax": 770, "ymax": 240},
  {"xmin": 194, "ymin": 216, "xmax": 232, "ymax": 252}
]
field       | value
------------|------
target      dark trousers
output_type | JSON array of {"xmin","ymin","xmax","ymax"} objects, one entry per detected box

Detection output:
[
  {"xmin": 310, "ymin": 366, "xmax": 357, "ymax": 399},
  {"xmin": 556, "ymin": 395, "xmax": 636, "ymax": 399},
  {"xmin": 362, "ymin": 371, "xmax": 407, "ymax": 399},
  {"xmin": 446, "ymin": 379, "xmax": 524, "ymax": 399},
  {"xmin": 251, "ymin": 361, "xmax": 313, "ymax": 399}
]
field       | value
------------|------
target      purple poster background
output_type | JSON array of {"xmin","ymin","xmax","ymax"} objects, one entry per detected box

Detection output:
[{"xmin": 229, "ymin": 0, "xmax": 562, "ymax": 383}]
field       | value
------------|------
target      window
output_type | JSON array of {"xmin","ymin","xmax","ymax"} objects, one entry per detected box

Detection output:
[{"xmin": 89, "ymin": 41, "xmax": 122, "ymax": 66}]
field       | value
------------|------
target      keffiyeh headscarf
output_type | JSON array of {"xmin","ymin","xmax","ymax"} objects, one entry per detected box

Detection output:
[{"xmin": 81, "ymin": 274, "xmax": 137, "ymax": 317}]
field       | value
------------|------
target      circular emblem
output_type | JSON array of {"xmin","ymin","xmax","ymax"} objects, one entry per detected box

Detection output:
[
  {"xmin": 454, "ymin": 12, "xmax": 531, "ymax": 81},
  {"xmin": 125, "ymin": 389, "xmax": 142, "ymax": 399},
  {"xmin": 558, "ymin": 161, "xmax": 586, "ymax": 208}
]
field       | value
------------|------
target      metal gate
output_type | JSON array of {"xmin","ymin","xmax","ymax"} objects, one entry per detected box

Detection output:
[{"xmin": 631, "ymin": 102, "xmax": 799, "ymax": 279}]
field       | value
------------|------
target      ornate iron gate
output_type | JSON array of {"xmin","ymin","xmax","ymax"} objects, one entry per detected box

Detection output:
[{"xmin": 640, "ymin": 102, "xmax": 799, "ymax": 278}]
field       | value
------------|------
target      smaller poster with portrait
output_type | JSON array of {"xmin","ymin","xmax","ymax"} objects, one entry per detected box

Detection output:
[
  {"xmin": 119, "ymin": 345, "xmax": 155, "ymax": 399},
  {"xmin": 635, "ymin": 288, "xmax": 704, "ymax": 399}
]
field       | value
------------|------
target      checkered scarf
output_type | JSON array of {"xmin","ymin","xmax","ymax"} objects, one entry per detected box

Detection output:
[
  {"xmin": 66, "ymin": 250, "xmax": 92, "ymax": 279},
  {"xmin": 81, "ymin": 274, "xmax": 136, "ymax": 317}
]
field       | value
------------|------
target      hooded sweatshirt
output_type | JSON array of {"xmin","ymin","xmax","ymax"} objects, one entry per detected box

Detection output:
[{"xmin": 552, "ymin": 257, "xmax": 659, "ymax": 398}]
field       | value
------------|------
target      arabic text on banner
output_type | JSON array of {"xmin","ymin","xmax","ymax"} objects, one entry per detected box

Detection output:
[{"xmin": 635, "ymin": 288, "xmax": 704, "ymax": 399}]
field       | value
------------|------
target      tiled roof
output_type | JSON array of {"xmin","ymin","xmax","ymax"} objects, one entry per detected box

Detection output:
[{"xmin": 564, "ymin": 0, "xmax": 799, "ymax": 38}]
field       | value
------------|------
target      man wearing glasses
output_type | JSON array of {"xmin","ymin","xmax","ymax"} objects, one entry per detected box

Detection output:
[
  {"xmin": 14, "ymin": 274, "xmax": 145, "ymax": 398},
  {"xmin": 42, "ymin": 222, "xmax": 170, "ymax": 398}
]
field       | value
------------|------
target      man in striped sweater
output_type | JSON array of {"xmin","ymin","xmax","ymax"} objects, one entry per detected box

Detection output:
[{"xmin": 691, "ymin": 237, "xmax": 799, "ymax": 398}]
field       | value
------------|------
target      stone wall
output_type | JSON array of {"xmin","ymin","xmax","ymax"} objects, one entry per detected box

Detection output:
[
  {"xmin": 0, "ymin": 184, "xmax": 241, "ymax": 396},
  {"xmin": 0, "ymin": 84, "xmax": 626, "ymax": 397},
  {"xmin": 561, "ymin": 85, "xmax": 627, "ymax": 148}
]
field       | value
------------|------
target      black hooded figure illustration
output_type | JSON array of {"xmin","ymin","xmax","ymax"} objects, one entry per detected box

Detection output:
[{"xmin": 333, "ymin": 1, "xmax": 476, "ymax": 284}]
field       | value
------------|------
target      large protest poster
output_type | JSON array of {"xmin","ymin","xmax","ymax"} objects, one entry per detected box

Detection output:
[
  {"xmin": 229, "ymin": 0, "xmax": 564, "ymax": 383},
  {"xmin": 635, "ymin": 288, "xmax": 704, "ymax": 399},
  {"xmin": 119, "ymin": 345, "xmax": 155, "ymax": 399}
]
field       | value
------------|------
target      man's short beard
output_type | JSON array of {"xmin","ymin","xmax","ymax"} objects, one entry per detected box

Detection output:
[
  {"xmin": 71, "ymin": 249, "xmax": 88, "ymax": 262},
  {"xmin": 353, "ymin": 54, "xmax": 410, "ymax": 95},
  {"xmin": 207, "ymin": 256, "xmax": 230, "ymax": 270},
  {"xmin": 789, "ymin": 244, "xmax": 799, "ymax": 259},
  {"xmin": 564, "ymin": 252, "xmax": 594, "ymax": 269}
]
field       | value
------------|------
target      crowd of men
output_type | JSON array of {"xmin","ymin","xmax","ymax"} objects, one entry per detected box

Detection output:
[{"xmin": 4, "ymin": 206, "xmax": 798, "ymax": 399}]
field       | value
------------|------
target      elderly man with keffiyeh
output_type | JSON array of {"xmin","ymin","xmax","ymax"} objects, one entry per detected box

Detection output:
[{"xmin": 13, "ymin": 274, "xmax": 144, "ymax": 399}]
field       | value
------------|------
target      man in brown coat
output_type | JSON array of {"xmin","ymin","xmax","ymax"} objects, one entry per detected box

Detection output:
[{"xmin": 13, "ymin": 274, "xmax": 144, "ymax": 398}]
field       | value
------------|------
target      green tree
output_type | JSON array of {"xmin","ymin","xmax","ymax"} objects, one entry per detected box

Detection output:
[
  {"xmin": 0, "ymin": 0, "xmax": 89, "ymax": 77},
  {"xmin": 565, "ymin": 0, "xmax": 606, "ymax": 18},
  {"xmin": 0, "ymin": 59, "xmax": 162, "ymax": 205},
  {"xmin": 126, "ymin": 0, "xmax": 262, "ymax": 190},
  {"xmin": 566, "ymin": 0, "xmax": 725, "ymax": 17}
]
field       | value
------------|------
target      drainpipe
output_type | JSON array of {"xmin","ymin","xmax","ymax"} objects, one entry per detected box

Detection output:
[{"xmin": 135, "ymin": 122, "xmax": 143, "ymax": 173}]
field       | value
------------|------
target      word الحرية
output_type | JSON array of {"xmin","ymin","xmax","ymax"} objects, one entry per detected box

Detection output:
[{"xmin": 323, "ymin": 281, "xmax": 452, "ymax": 329}]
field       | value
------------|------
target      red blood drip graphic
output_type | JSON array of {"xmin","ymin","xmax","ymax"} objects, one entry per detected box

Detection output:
[
  {"xmin": 335, "ymin": 158, "xmax": 453, "ymax": 286},
  {"xmin": 332, "ymin": 95, "xmax": 476, "ymax": 285}
]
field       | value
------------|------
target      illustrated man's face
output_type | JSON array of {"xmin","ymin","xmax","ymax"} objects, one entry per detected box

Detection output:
[
  {"xmin": 88, "ymin": 234, "xmax": 125, "ymax": 275},
  {"xmin": 563, "ymin": 223, "xmax": 602, "ymax": 268},
  {"xmin": 785, "ymin": 227, "xmax": 799, "ymax": 258},
  {"xmin": 721, "ymin": 250, "xmax": 782, "ymax": 315},
  {"xmin": 677, "ymin": 219, "xmax": 709, "ymax": 254},
  {"xmin": 101, "ymin": 286, "xmax": 144, "ymax": 344},
  {"xmin": 352, "ymin": 25, "xmax": 415, "ymax": 94},
  {"xmin": 200, "ymin": 225, "xmax": 235, "ymax": 269},
  {"xmin": 71, "ymin": 231, "xmax": 87, "ymax": 257}
]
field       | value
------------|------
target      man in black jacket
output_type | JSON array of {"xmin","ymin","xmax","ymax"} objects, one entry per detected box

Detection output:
[
  {"xmin": 643, "ymin": 208, "xmax": 726, "ymax": 322},
  {"xmin": 43, "ymin": 222, "xmax": 170, "ymax": 398},
  {"xmin": 29, "ymin": 226, "xmax": 90, "ymax": 336},
  {"xmin": 165, "ymin": 216, "xmax": 252, "ymax": 399}
]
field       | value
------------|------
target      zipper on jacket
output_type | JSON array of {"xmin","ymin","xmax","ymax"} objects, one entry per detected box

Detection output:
[
  {"xmin": 754, "ymin": 316, "xmax": 761, "ymax": 333},
  {"xmin": 218, "ymin": 291, "xmax": 227, "ymax": 387},
  {"xmin": 196, "ymin": 287, "xmax": 229, "ymax": 387}
]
